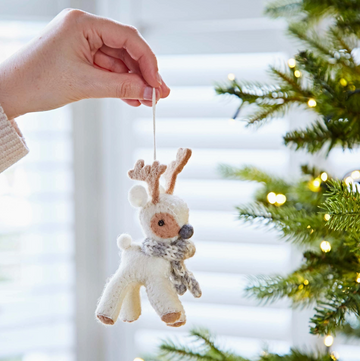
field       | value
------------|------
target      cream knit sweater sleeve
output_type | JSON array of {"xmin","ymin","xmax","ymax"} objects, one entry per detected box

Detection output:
[{"xmin": 0, "ymin": 105, "xmax": 29, "ymax": 173}]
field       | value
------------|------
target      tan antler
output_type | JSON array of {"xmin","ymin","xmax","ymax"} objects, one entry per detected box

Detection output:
[
  {"xmin": 128, "ymin": 160, "xmax": 167, "ymax": 204},
  {"xmin": 164, "ymin": 148, "xmax": 192, "ymax": 195}
]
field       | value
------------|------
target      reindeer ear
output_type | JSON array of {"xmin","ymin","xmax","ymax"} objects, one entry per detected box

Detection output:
[{"xmin": 128, "ymin": 185, "xmax": 148, "ymax": 208}]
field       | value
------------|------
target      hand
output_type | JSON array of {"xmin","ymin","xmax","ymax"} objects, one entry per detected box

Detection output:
[{"xmin": 0, "ymin": 9, "xmax": 170, "ymax": 119}]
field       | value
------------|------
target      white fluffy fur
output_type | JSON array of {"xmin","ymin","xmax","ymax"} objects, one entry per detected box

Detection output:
[
  {"xmin": 128, "ymin": 185, "xmax": 148, "ymax": 208},
  {"xmin": 140, "ymin": 194, "xmax": 189, "ymax": 243},
  {"xmin": 95, "ymin": 240, "xmax": 186, "ymax": 324},
  {"xmin": 117, "ymin": 234, "xmax": 132, "ymax": 250}
]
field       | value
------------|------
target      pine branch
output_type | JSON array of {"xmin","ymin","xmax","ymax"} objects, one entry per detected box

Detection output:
[
  {"xmin": 265, "ymin": 0, "xmax": 303, "ymax": 18},
  {"xmin": 190, "ymin": 329, "xmax": 227, "ymax": 361},
  {"xmin": 269, "ymin": 66, "xmax": 310, "ymax": 96},
  {"xmin": 322, "ymin": 180, "xmax": 360, "ymax": 231},
  {"xmin": 159, "ymin": 340, "xmax": 218, "ymax": 361},
  {"xmin": 155, "ymin": 329, "xmax": 333, "ymax": 361},
  {"xmin": 284, "ymin": 118, "xmax": 360, "ymax": 154},
  {"xmin": 288, "ymin": 24, "xmax": 333, "ymax": 59},
  {"xmin": 310, "ymin": 284, "xmax": 360, "ymax": 335},
  {"xmin": 219, "ymin": 165, "xmax": 290, "ymax": 190},
  {"xmin": 237, "ymin": 203, "xmax": 329, "ymax": 245}
]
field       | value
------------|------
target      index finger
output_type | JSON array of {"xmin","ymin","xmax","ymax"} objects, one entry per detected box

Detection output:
[{"xmin": 89, "ymin": 16, "xmax": 161, "ymax": 88}]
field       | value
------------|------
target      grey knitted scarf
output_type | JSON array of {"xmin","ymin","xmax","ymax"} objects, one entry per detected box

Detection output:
[{"xmin": 142, "ymin": 238, "xmax": 202, "ymax": 298}]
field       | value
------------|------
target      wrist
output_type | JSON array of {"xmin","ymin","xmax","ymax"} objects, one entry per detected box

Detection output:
[{"xmin": 0, "ymin": 59, "xmax": 28, "ymax": 119}]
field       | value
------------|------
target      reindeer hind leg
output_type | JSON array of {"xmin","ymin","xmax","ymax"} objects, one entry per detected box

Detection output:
[{"xmin": 145, "ymin": 278, "xmax": 184, "ymax": 324}]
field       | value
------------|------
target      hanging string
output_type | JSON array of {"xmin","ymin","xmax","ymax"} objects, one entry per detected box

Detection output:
[{"xmin": 152, "ymin": 88, "xmax": 157, "ymax": 161}]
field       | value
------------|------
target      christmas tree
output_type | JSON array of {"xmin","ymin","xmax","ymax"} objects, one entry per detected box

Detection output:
[{"xmin": 154, "ymin": 0, "xmax": 360, "ymax": 359}]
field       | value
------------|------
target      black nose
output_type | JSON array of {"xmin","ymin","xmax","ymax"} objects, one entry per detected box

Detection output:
[{"xmin": 179, "ymin": 224, "xmax": 194, "ymax": 239}]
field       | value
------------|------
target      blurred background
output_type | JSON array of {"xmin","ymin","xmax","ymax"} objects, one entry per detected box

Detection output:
[{"xmin": 0, "ymin": 1, "xmax": 359, "ymax": 361}]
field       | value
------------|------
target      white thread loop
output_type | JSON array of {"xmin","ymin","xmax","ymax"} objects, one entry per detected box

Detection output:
[{"xmin": 152, "ymin": 88, "xmax": 156, "ymax": 161}]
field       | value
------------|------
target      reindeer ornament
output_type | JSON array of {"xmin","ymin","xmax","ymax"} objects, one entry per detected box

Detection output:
[{"xmin": 96, "ymin": 148, "xmax": 201, "ymax": 327}]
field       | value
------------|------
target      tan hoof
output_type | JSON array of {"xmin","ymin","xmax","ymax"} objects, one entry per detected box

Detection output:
[
  {"xmin": 161, "ymin": 312, "xmax": 181, "ymax": 324},
  {"xmin": 167, "ymin": 320, "xmax": 186, "ymax": 327},
  {"xmin": 97, "ymin": 314, "xmax": 114, "ymax": 325}
]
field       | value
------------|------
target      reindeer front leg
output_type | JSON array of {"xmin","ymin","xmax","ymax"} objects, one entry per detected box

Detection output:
[
  {"xmin": 95, "ymin": 269, "xmax": 134, "ymax": 325},
  {"xmin": 119, "ymin": 283, "xmax": 142, "ymax": 323},
  {"xmin": 145, "ymin": 278, "xmax": 185, "ymax": 325}
]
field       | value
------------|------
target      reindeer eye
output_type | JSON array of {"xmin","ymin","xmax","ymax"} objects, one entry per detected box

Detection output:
[{"xmin": 158, "ymin": 220, "xmax": 165, "ymax": 227}]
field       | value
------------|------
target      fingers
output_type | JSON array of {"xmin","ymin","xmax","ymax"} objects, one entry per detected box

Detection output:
[
  {"xmin": 90, "ymin": 17, "xmax": 160, "ymax": 88},
  {"xmin": 86, "ymin": 68, "xmax": 161, "ymax": 101},
  {"xmin": 100, "ymin": 45, "xmax": 171, "ymax": 99},
  {"xmin": 94, "ymin": 50, "xmax": 128, "ymax": 73},
  {"xmin": 122, "ymin": 99, "xmax": 141, "ymax": 107}
]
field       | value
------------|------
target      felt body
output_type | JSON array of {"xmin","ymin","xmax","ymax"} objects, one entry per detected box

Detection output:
[
  {"xmin": 96, "ymin": 242, "xmax": 185, "ymax": 324},
  {"xmin": 95, "ymin": 148, "xmax": 200, "ymax": 327}
]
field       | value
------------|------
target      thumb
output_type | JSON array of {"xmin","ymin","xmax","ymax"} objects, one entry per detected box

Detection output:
[{"xmin": 86, "ymin": 69, "xmax": 160, "ymax": 101}]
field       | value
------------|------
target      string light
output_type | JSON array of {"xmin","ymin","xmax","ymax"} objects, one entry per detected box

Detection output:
[
  {"xmin": 298, "ymin": 284, "xmax": 304, "ymax": 290},
  {"xmin": 345, "ymin": 176, "xmax": 353, "ymax": 186},
  {"xmin": 307, "ymin": 98, "xmax": 317, "ymax": 107},
  {"xmin": 351, "ymin": 170, "xmax": 360, "ymax": 179},
  {"xmin": 288, "ymin": 58, "xmax": 296, "ymax": 68},
  {"xmin": 227, "ymin": 73, "xmax": 236, "ymax": 81},
  {"xmin": 309, "ymin": 177, "xmax": 321, "ymax": 192},
  {"xmin": 324, "ymin": 335, "xmax": 334, "ymax": 347},
  {"xmin": 320, "ymin": 240, "xmax": 331, "ymax": 253},
  {"xmin": 324, "ymin": 214, "xmax": 331, "ymax": 221},
  {"xmin": 294, "ymin": 70, "xmax": 301, "ymax": 78},
  {"xmin": 267, "ymin": 192, "xmax": 286, "ymax": 206},
  {"xmin": 356, "ymin": 273, "xmax": 360, "ymax": 283},
  {"xmin": 275, "ymin": 194, "xmax": 287, "ymax": 205},
  {"xmin": 267, "ymin": 192, "xmax": 276, "ymax": 204},
  {"xmin": 304, "ymin": 279, "xmax": 309, "ymax": 285},
  {"xmin": 320, "ymin": 172, "xmax": 328, "ymax": 182},
  {"xmin": 340, "ymin": 78, "xmax": 347, "ymax": 86},
  {"xmin": 134, "ymin": 358, "xmax": 144, "ymax": 361}
]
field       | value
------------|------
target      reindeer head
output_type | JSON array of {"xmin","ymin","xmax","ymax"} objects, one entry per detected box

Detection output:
[{"xmin": 128, "ymin": 148, "xmax": 193, "ymax": 242}]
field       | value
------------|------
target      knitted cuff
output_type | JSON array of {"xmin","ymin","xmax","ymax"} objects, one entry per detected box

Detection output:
[{"xmin": 0, "ymin": 105, "xmax": 29, "ymax": 173}]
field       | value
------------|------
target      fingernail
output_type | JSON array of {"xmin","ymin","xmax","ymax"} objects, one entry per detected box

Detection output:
[
  {"xmin": 144, "ymin": 87, "xmax": 153, "ymax": 100},
  {"xmin": 156, "ymin": 72, "xmax": 162, "ymax": 85},
  {"xmin": 144, "ymin": 87, "xmax": 160, "ymax": 101}
]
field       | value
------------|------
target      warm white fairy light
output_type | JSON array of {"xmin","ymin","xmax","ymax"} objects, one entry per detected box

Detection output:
[
  {"xmin": 227, "ymin": 73, "xmax": 236, "ymax": 81},
  {"xmin": 267, "ymin": 192, "xmax": 286, "ymax": 206},
  {"xmin": 321, "ymin": 172, "xmax": 328, "ymax": 182},
  {"xmin": 324, "ymin": 335, "xmax": 334, "ymax": 347},
  {"xmin": 340, "ymin": 78, "xmax": 347, "ymax": 86},
  {"xmin": 276, "ymin": 194, "xmax": 287, "ymax": 205},
  {"xmin": 356, "ymin": 273, "xmax": 360, "ymax": 283},
  {"xmin": 309, "ymin": 177, "xmax": 321, "ymax": 192},
  {"xmin": 308, "ymin": 98, "xmax": 317, "ymax": 107},
  {"xmin": 351, "ymin": 170, "xmax": 360, "ymax": 179},
  {"xmin": 267, "ymin": 192, "xmax": 276, "ymax": 204},
  {"xmin": 345, "ymin": 176, "xmax": 354, "ymax": 186},
  {"xmin": 294, "ymin": 70, "xmax": 301, "ymax": 78},
  {"xmin": 320, "ymin": 240, "xmax": 331, "ymax": 253},
  {"xmin": 134, "ymin": 358, "xmax": 144, "ymax": 361},
  {"xmin": 288, "ymin": 58, "xmax": 296, "ymax": 68},
  {"xmin": 324, "ymin": 214, "xmax": 331, "ymax": 221}
]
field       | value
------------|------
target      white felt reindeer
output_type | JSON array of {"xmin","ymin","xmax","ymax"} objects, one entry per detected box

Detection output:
[{"xmin": 96, "ymin": 148, "xmax": 201, "ymax": 327}]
